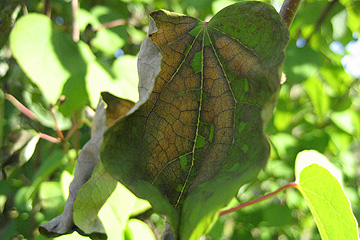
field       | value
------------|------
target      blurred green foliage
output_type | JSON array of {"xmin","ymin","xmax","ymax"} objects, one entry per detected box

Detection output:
[{"xmin": 0, "ymin": 0, "xmax": 359, "ymax": 239}]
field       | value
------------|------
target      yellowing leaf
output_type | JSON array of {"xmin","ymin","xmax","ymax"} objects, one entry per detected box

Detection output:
[{"xmin": 101, "ymin": 2, "xmax": 289, "ymax": 239}]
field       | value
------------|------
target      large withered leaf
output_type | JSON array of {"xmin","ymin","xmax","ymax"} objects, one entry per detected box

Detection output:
[{"xmin": 101, "ymin": 2, "xmax": 289, "ymax": 239}]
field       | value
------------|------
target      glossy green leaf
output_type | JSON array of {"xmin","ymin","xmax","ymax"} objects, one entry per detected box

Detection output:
[
  {"xmin": 101, "ymin": 2, "xmax": 289, "ymax": 239},
  {"xmin": 295, "ymin": 150, "xmax": 359, "ymax": 240},
  {"xmin": 89, "ymin": 5, "xmax": 127, "ymax": 56}
]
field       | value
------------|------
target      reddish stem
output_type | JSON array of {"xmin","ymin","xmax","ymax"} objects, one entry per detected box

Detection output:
[
  {"xmin": 39, "ymin": 133, "xmax": 61, "ymax": 144},
  {"xmin": 71, "ymin": 0, "xmax": 80, "ymax": 42},
  {"xmin": 49, "ymin": 105, "xmax": 65, "ymax": 140},
  {"xmin": 95, "ymin": 19, "xmax": 127, "ymax": 31},
  {"xmin": 64, "ymin": 119, "xmax": 84, "ymax": 142},
  {"xmin": 5, "ymin": 93, "xmax": 37, "ymax": 120},
  {"xmin": 219, "ymin": 182, "xmax": 298, "ymax": 216}
]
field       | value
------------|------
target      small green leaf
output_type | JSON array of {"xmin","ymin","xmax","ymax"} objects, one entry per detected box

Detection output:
[{"xmin": 295, "ymin": 150, "xmax": 359, "ymax": 240}]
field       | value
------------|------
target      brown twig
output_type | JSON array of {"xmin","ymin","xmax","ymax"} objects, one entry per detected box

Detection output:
[
  {"xmin": 49, "ymin": 104, "xmax": 65, "ymax": 140},
  {"xmin": 43, "ymin": 0, "xmax": 51, "ymax": 18},
  {"xmin": 280, "ymin": 0, "xmax": 302, "ymax": 28},
  {"xmin": 64, "ymin": 119, "xmax": 84, "ymax": 142},
  {"xmin": 71, "ymin": 0, "xmax": 80, "ymax": 42},
  {"xmin": 219, "ymin": 182, "xmax": 298, "ymax": 216},
  {"xmin": 94, "ymin": 19, "xmax": 127, "ymax": 31},
  {"xmin": 21, "ymin": 0, "xmax": 28, "ymax": 15}
]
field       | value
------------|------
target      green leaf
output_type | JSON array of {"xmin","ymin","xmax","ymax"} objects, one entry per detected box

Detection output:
[
  {"xmin": 10, "ymin": 13, "xmax": 89, "ymax": 115},
  {"xmin": 38, "ymin": 181, "xmax": 65, "ymax": 216},
  {"xmin": 26, "ymin": 149, "xmax": 70, "ymax": 200},
  {"xmin": 331, "ymin": 110, "xmax": 360, "ymax": 135},
  {"xmin": 0, "ymin": 129, "xmax": 39, "ymax": 179},
  {"xmin": 39, "ymin": 99, "xmax": 109, "ymax": 237},
  {"xmin": 124, "ymin": 219, "xmax": 156, "ymax": 240},
  {"xmin": 340, "ymin": 0, "xmax": 360, "ymax": 33},
  {"xmin": 73, "ymin": 162, "xmax": 117, "ymax": 237},
  {"xmin": 304, "ymin": 76, "xmax": 330, "ymax": 119},
  {"xmin": 295, "ymin": 150, "xmax": 359, "ymax": 240},
  {"xmin": 22, "ymin": 89, "xmax": 72, "ymax": 130},
  {"xmin": 89, "ymin": 5, "xmax": 127, "ymax": 56},
  {"xmin": 101, "ymin": 2, "xmax": 289, "ymax": 239},
  {"xmin": 98, "ymin": 182, "xmax": 151, "ymax": 240},
  {"xmin": 284, "ymin": 44, "xmax": 323, "ymax": 83},
  {"xmin": 87, "ymin": 55, "xmax": 139, "ymax": 107}
]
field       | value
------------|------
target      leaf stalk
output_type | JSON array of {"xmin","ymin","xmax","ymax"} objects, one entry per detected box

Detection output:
[{"xmin": 219, "ymin": 182, "xmax": 298, "ymax": 216}]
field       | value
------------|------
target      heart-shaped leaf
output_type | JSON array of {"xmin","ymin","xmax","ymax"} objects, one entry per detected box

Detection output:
[
  {"xmin": 295, "ymin": 150, "xmax": 359, "ymax": 240},
  {"xmin": 101, "ymin": 2, "xmax": 289, "ymax": 239}
]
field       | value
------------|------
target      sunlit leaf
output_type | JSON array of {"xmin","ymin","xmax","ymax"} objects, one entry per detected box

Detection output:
[
  {"xmin": 295, "ymin": 150, "xmax": 359, "ymax": 240},
  {"xmin": 124, "ymin": 219, "xmax": 156, "ymax": 240},
  {"xmin": 98, "ymin": 183, "xmax": 151, "ymax": 240},
  {"xmin": 10, "ymin": 13, "xmax": 130, "ymax": 115},
  {"xmin": 10, "ymin": 14, "xmax": 89, "ymax": 115},
  {"xmin": 101, "ymin": 2, "xmax": 289, "ymax": 239}
]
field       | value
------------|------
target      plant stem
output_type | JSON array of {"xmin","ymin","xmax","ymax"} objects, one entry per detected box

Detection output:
[
  {"xmin": 21, "ymin": 0, "xmax": 28, "ymax": 15},
  {"xmin": 219, "ymin": 182, "xmax": 298, "ymax": 216},
  {"xmin": 64, "ymin": 119, "xmax": 84, "ymax": 142},
  {"xmin": 39, "ymin": 133, "xmax": 61, "ymax": 144},
  {"xmin": 280, "ymin": 0, "xmax": 302, "ymax": 28},
  {"xmin": 49, "ymin": 104, "xmax": 65, "ymax": 140},
  {"xmin": 43, "ymin": 0, "xmax": 51, "ymax": 18},
  {"xmin": 5, "ymin": 93, "xmax": 37, "ymax": 120},
  {"xmin": 95, "ymin": 19, "xmax": 127, "ymax": 31},
  {"xmin": 71, "ymin": 0, "xmax": 80, "ymax": 42}
]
